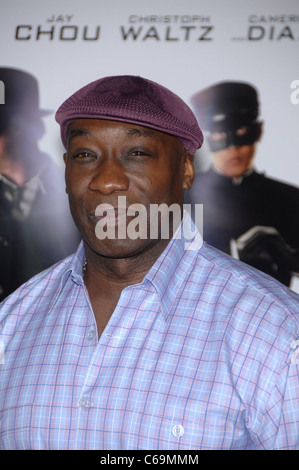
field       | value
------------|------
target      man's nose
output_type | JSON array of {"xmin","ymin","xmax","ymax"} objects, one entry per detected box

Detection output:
[
  {"xmin": 88, "ymin": 159, "xmax": 129, "ymax": 194},
  {"xmin": 226, "ymin": 144, "xmax": 240, "ymax": 154}
]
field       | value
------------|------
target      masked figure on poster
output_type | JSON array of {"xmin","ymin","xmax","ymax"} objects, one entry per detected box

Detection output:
[
  {"xmin": 0, "ymin": 68, "xmax": 79, "ymax": 301},
  {"xmin": 185, "ymin": 81, "xmax": 299, "ymax": 286}
]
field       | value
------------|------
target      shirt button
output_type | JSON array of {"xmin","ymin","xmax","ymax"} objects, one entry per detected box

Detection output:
[
  {"xmin": 172, "ymin": 424, "xmax": 184, "ymax": 438},
  {"xmin": 87, "ymin": 329, "xmax": 96, "ymax": 341},
  {"xmin": 78, "ymin": 397, "xmax": 93, "ymax": 408}
]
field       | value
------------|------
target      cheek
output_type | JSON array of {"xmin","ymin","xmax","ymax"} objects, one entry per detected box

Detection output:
[
  {"xmin": 213, "ymin": 152, "xmax": 225, "ymax": 167},
  {"xmin": 127, "ymin": 169, "xmax": 164, "ymax": 200},
  {"xmin": 243, "ymin": 148, "xmax": 255, "ymax": 162},
  {"xmin": 65, "ymin": 165, "xmax": 86, "ymax": 196},
  {"xmin": 65, "ymin": 172, "xmax": 88, "ymax": 217},
  {"xmin": 139, "ymin": 172, "xmax": 181, "ymax": 205}
]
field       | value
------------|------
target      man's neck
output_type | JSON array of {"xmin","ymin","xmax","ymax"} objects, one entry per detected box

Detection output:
[
  {"xmin": 82, "ymin": 238, "xmax": 171, "ymax": 338},
  {"xmin": 83, "ymin": 237, "xmax": 170, "ymax": 290},
  {"xmin": 212, "ymin": 165, "xmax": 254, "ymax": 184}
]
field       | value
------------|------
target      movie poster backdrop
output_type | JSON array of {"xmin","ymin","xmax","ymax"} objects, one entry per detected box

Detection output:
[{"xmin": 1, "ymin": 0, "xmax": 298, "ymax": 295}]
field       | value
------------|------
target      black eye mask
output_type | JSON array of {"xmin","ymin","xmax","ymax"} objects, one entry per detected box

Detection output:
[{"xmin": 207, "ymin": 122, "xmax": 261, "ymax": 152}]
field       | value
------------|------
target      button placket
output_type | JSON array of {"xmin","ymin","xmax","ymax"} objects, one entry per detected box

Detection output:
[{"xmin": 87, "ymin": 329, "xmax": 96, "ymax": 341}]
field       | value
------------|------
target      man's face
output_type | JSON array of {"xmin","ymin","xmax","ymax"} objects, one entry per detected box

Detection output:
[
  {"xmin": 64, "ymin": 119, "xmax": 193, "ymax": 258},
  {"xmin": 211, "ymin": 141, "xmax": 256, "ymax": 178},
  {"xmin": 208, "ymin": 122, "xmax": 262, "ymax": 178}
]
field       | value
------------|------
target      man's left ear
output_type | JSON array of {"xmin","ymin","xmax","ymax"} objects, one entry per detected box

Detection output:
[
  {"xmin": 257, "ymin": 121, "xmax": 263, "ymax": 142},
  {"xmin": 63, "ymin": 153, "xmax": 69, "ymax": 194},
  {"xmin": 183, "ymin": 153, "xmax": 195, "ymax": 190}
]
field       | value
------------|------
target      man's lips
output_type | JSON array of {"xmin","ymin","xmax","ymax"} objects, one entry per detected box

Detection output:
[
  {"xmin": 226, "ymin": 157, "xmax": 243, "ymax": 165},
  {"xmin": 89, "ymin": 207, "xmax": 130, "ymax": 225}
]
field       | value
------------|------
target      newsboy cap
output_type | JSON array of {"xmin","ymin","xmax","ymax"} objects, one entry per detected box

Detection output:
[{"xmin": 55, "ymin": 75, "xmax": 203, "ymax": 154}]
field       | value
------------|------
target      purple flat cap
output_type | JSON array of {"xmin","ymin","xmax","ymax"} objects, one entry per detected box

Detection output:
[{"xmin": 55, "ymin": 75, "xmax": 203, "ymax": 154}]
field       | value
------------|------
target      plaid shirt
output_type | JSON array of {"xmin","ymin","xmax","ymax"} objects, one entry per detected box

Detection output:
[{"xmin": 0, "ymin": 213, "xmax": 298, "ymax": 450}]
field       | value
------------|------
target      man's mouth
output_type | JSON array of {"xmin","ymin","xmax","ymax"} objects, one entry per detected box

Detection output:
[
  {"xmin": 227, "ymin": 156, "xmax": 243, "ymax": 166},
  {"xmin": 90, "ymin": 207, "xmax": 128, "ymax": 225}
]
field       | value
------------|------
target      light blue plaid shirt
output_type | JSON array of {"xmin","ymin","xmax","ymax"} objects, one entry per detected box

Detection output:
[{"xmin": 0, "ymin": 213, "xmax": 298, "ymax": 450}]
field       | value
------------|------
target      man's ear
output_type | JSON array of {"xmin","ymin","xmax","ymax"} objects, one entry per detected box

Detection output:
[
  {"xmin": 257, "ymin": 121, "xmax": 263, "ymax": 142},
  {"xmin": 183, "ymin": 153, "xmax": 195, "ymax": 190},
  {"xmin": 63, "ymin": 153, "xmax": 69, "ymax": 194}
]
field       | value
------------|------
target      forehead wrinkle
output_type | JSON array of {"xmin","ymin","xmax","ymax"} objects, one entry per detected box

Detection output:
[{"xmin": 126, "ymin": 128, "xmax": 156, "ymax": 138}]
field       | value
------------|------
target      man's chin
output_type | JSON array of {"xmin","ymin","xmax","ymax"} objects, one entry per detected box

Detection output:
[
  {"xmin": 84, "ymin": 236, "xmax": 163, "ymax": 261},
  {"xmin": 220, "ymin": 167, "xmax": 248, "ymax": 179}
]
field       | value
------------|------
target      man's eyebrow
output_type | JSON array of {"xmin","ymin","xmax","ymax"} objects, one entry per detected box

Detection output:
[
  {"xmin": 126, "ymin": 128, "xmax": 155, "ymax": 137},
  {"xmin": 67, "ymin": 128, "xmax": 91, "ymax": 145}
]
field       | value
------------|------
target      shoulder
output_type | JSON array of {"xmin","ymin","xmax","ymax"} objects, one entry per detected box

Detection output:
[
  {"xmin": 188, "ymin": 242, "xmax": 299, "ymax": 340},
  {"xmin": 0, "ymin": 253, "xmax": 76, "ymax": 330},
  {"xmin": 185, "ymin": 243, "xmax": 299, "ymax": 400},
  {"xmin": 252, "ymin": 171, "xmax": 299, "ymax": 194},
  {"xmin": 195, "ymin": 242, "xmax": 299, "ymax": 308}
]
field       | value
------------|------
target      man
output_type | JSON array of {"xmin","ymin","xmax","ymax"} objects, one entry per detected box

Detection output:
[
  {"xmin": 0, "ymin": 68, "xmax": 79, "ymax": 301},
  {"xmin": 0, "ymin": 75, "xmax": 298, "ymax": 450},
  {"xmin": 185, "ymin": 81, "xmax": 299, "ymax": 287}
]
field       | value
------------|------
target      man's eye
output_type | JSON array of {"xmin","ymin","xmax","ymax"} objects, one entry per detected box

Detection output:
[
  {"xmin": 131, "ymin": 150, "xmax": 147, "ymax": 156},
  {"xmin": 127, "ymin": 147, "xmax": 153, "ymax": 158},
  {"xmin": 73, "ymin": 151, "xmax": 95, "ymax": 160}
]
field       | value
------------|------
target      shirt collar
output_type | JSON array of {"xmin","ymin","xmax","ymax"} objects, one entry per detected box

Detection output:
[
  {"xmin": 212, "ymin": 165, "xmax": 255, "ymax": 184},
  {"xmin": 144, "ymin": 210, "xmax": 203, "ymax": 320},
  {"xmin": 45, "ymin": 241, "xmax": 85, "ymax": 313},
  {"xmin": 58, "ymin": 211, "xmax": 203, "ymax": 321},
  {"xmin": 59, "ymin": 241, "xmax": 86, "ymax": 289},
  {"xmin": 0, "ymin": 173, "xmax": 45, "ymax": 220}
]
